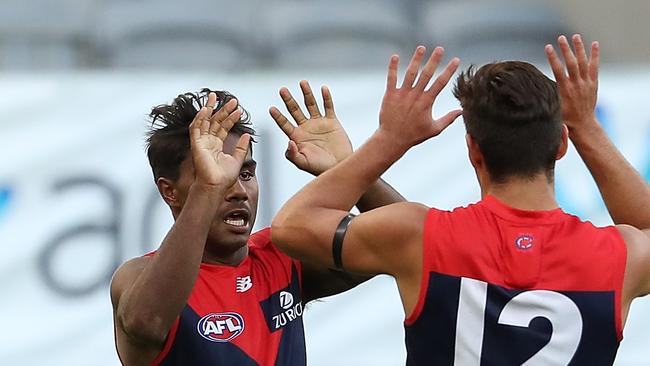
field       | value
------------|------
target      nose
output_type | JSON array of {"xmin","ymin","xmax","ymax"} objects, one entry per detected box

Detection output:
[{"xmin": 225, "ymin": 178, "xmax": 248, "ymax": 202}]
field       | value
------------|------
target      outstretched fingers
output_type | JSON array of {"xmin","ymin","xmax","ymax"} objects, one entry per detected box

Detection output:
[
  {"xmin": 415, "ymin": 47, "xmax": 444, "ymax": 91},
  {"xmin": 588, "ymin": 41, "xmax": 600, "ymax": 82},
  {"xmin": 386, "ymin": 55, "xmax": 399, "ymax": 91},
  {"xmin": 572, "ymin": 34, "xmax": 589, "ymax": 79},
  {"xmin": 300, "ymin": 80, "xmax": 322, "ymax": 118},
  {"xmin": 208, "ymin": 99, "xmax": 239, "ymax": 139},
  {"xmin": 204, "ymin": 92, "xmax": 217, "ymax": 116},
  {"xmin": 190, "ymin": 92, "xmax": 218, "ymax": 141},
  {"xmin": 426, "ymin": 57, "xmax": 460, "ymax": 99},
  {"xmin": 321, "ymin": 85, "xmax": 336, "ymax": 118},
  {"xmin": 545, "ymin": 43, "xmax": 567, "ymax": 87},
  {"xmin": 189, "ymin": 107, "xmax": 207, "ymax": 143},
  {"xmin": 215, "ymin": 108, "xmax": 242, "ymax": 140},
  {"xmin": 269, "ymin": 106, "xmax": 295, "ymax": 137},
  {"xmin": 558, "ymin": 35, "xmax": 580, "ymax": 80},
  {"xmin": 401, "ymin": 46, "xmax": 426, "ymax": 89},
  {"xmin": 231, "ymin": 133, "xmax": 251, "ymax": 164},
  {"xmin": 279, "ymin": 87, "xmax": 308, "ymax": 124}
]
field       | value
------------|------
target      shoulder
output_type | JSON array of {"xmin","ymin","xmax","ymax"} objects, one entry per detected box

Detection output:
[
  {"xmin": 249, "ymin": 227, "xmax": 272, "ymax": 250},
  {"xmin": 616, "ymin": 224, "xmax": 650, "ymax": 297},
  {"xmin": 249, "ymin": 227, "xmax": 297, "ymax": 267},
  {"xmin": 110, "ymin": 256, "xmax": 151, "ymax": 308},
  {"xmin": 616, "ymin": 224, "xmax": 650, "ymax": 263}
]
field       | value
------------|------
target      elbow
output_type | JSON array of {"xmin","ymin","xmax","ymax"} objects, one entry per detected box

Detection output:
[
  {"xmin": 118, "ymin": 309, "xmax": 169, "ymax": 346},
  {"xmin": 271, "ymin": 213, "xmax": 292, "ymax": 252},
  {"xmin": 271, "ymin": 209, "xmax": 304, "ymax": 257}
]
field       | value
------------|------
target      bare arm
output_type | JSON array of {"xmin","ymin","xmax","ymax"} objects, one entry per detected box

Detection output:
[
  {"xmin": 571, "ymin": 122, "xmax": 650, "ymax": 229},
  {"xmin": 547, "ymin": 35, "xmax": 650, "ymax": 301},
  {"xmin": 546, "ymin": 35, "xmax": 650, "ymax": 230},
  {"xmin": 272, "ymin": 46, "xmax": 462, "ymax": 312},
  {"xmin": 269, "ymin": 81, "xmax": 405, "ymax": 301},
  {"xmin": 269, "ymin": 80, "xmax": 406, "ymax": 212},
  {"xmin": 111, "ymin": 96, "xmax": 249, "ymax": 364}
]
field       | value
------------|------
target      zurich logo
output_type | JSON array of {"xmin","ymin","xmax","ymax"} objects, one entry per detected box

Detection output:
[
  {"xmin": 197, "ymin": 312, "xmax": 245, "ymax": 342},
  {"xmin": 279, "ymin": 291, "xmax": 294, "ymax": 310},
  {"xmin": 515, "ymin": 235, "xmax": 534, "ymax": 250}
]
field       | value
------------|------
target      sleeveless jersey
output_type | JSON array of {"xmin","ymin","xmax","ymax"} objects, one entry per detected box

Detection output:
[
  {"xmin": 151, "ymin": 228, "xmax": 306, "ymax": 366},
  {"xmin": 404, "ymin": 195, "xmax": 627, "ymax": 366}
]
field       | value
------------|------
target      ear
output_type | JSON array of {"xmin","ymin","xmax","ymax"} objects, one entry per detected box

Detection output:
[
  {"xmin": 555, "ymin": 124, "xmax": 569, "ymax": 160},
  {"xmin": 157, "ymin": 177, "xmax": 179, "ymax": 208},
  {"xmin": 466, "ymin": 134, "xmax": 483, "ymax": 169}
]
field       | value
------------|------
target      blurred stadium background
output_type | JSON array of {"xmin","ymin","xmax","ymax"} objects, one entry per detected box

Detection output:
[{"xmin": 1, "ymin": 0, "xmax": 649, "ymax": 365}]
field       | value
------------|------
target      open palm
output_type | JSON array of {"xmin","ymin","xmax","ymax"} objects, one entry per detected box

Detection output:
[
  {"xmin": 270, "ymin": 81, "xmax": 352, "ymax": 176},
  {"xmin": 190, "ymin": 95, "xmax": 250, "ymax": 188},
  {"xmin": 379, "ymin": 46, "xmax": 462, "ymax": 152}
]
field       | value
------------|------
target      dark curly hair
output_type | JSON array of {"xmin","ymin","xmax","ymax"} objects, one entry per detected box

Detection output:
[{"xmin": 146, "ymin": 88, "xmax": 257, "ymax": 182}]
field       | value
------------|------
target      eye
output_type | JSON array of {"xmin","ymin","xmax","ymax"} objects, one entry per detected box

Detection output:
[{"xmin": 239, "ymin": 170, "xmax": 255, "ymax": 181}]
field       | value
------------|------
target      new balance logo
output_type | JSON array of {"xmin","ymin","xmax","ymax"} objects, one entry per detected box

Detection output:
[{"xmin": 236, "ymin": 276, "xmax": 253, "ymax": 293}]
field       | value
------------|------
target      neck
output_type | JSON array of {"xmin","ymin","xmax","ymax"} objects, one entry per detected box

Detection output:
[
  {"xmin": 202, "ymin": 244, "xmax": 249, "ymax": 266},
  {"xmin": 481, "ymin": 174, "xmax": 558, "ymax": 211}
]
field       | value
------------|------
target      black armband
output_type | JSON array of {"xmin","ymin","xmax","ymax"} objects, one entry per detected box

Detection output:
[{"xmin": 332, "ymin": 213, "xmax": 356, "ymax": 271}]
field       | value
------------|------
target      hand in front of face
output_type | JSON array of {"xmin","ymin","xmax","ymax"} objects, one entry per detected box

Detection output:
[
  {"xmin": 189, "ymin": 93, "xmax": 251, "ymax": 189},
  {"xmin": 269, "ymin": 81, "xmax": 353, "ymax": 176},
  {"xmin": 379, "ymin": 46, "xmax": 462, "ymax": 152},
  {"xmin": 545, "ymin": 34, "xmax": 600, "ymax": 133}
]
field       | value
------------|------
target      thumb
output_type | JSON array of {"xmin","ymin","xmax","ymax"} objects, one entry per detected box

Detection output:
[
  {"xmin": 431, "ymin": 109, "xmax": 463, "ymax": 136},
  {"xmin": 285, "ymin": 140, "xmax": 308, "ymax": 167}
]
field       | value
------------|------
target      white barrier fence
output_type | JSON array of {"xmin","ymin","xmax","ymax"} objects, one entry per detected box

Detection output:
[{"xmin": 1, "ymin": 68, "xmax": 649, "ymax": 365}]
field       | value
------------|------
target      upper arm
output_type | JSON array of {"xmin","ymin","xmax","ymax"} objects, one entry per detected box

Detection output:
[
  {"xmin": 110, "ymin": 257, "xmax": 163, "ymax": 364},
  {"xmin": 343, "ymin": 202, "xmax": 428, "ymax": 276},
  {"xmin": 273, "ymin": 201, "xmax": 427, "ymax": 278},
  {"xmin": 300, "ymin": 262, "xmax": 372, "ymax": 303},
  {"xmin": 618, "ymin": 225, "xmax": 650, "ymax": 299},
  {"xmin": 110, "ymin": 257, "xmax": 149, "ymax": 320}
]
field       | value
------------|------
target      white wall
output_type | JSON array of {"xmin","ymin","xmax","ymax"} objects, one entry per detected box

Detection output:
[{"xmin": 1, "ymin": 67, "xmax": 649, "ymax": 365}]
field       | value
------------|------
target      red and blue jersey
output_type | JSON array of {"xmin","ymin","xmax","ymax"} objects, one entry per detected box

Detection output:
[
  {"xmin": 405, "ymin": 195, "xmax": 627, "ymax": 365},
  {"xmin": 151, "ymin": 228, "xmax": 306, "ymax": 366}
]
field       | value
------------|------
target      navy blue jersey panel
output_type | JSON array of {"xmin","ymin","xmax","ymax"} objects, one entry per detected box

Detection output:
[
  {"xmin": 159, "ymin": 306, "xmax": 259, "ymax": 366},
  {"xmin": 405, "ymin": 272, "xmax": 619, "ymax": 366},
  {"xmin": 405, "ymin": 272, "xmax": 460, "ymax": 366}
]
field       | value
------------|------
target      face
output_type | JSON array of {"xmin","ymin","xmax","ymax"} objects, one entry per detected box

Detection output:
[{"xmin": 164, "ymin": 132, "xmax": 259, "ymax": 253}]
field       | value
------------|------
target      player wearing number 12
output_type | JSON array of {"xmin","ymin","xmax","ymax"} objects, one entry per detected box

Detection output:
[{"xmin": 273, "ymin": 37, "xmax": 650, "ymax": 365}]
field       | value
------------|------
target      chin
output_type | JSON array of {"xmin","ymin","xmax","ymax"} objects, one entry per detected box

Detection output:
[{"xmin": 207, "ymin": 227, "xmax": 251, "ymax": 249}]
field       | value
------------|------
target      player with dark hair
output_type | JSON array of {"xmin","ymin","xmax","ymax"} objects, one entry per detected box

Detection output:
[
  {"xmin": 109, "ymin": 84, "xmax": 404, "ymax": 365},
  {"xmin": 272, "ymin": 37, "xmax": 650, "ymax": 364}
]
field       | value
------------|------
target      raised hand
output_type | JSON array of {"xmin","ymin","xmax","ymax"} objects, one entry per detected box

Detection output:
[
  {"xmin": 379, "ymin": 46, "xmax": 462, "ymax": 152},
  {"xmin": 269, "ymin": 80, "xmax": 353, "ymax": 176},
  {"xmin": 190, "ymin": 93, "xmax": 251, "ymax": 189},
  {"xmin": 545, "ymin": 34, "xmax": 600, "ymax": 132}
]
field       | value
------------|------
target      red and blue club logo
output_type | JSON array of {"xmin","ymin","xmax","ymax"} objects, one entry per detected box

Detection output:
[
  {"xmin": 197, "ymin": 312, "xmax": 245, "ymax": 342},
  {"xmin": 515, "ymin": 234, "xmax": 535, "ymax": 251}
]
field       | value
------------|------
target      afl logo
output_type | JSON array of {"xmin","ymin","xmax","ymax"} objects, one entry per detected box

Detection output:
[
  {"xmin": 197, "ymin": 312, "xmax": 245, "ymax": 342},
  {"xmin": 279, "ymin": 291, "xmax": 294, "ymax": 309},
  {"xmin": 515, "ymin": 235, "xmax": 534, "ymax": 250}
]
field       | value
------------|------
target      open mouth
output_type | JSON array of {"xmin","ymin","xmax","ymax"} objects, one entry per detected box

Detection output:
[{"xmin": 223, "ymin": 210, "xmax": 250, "ymax": 228}]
